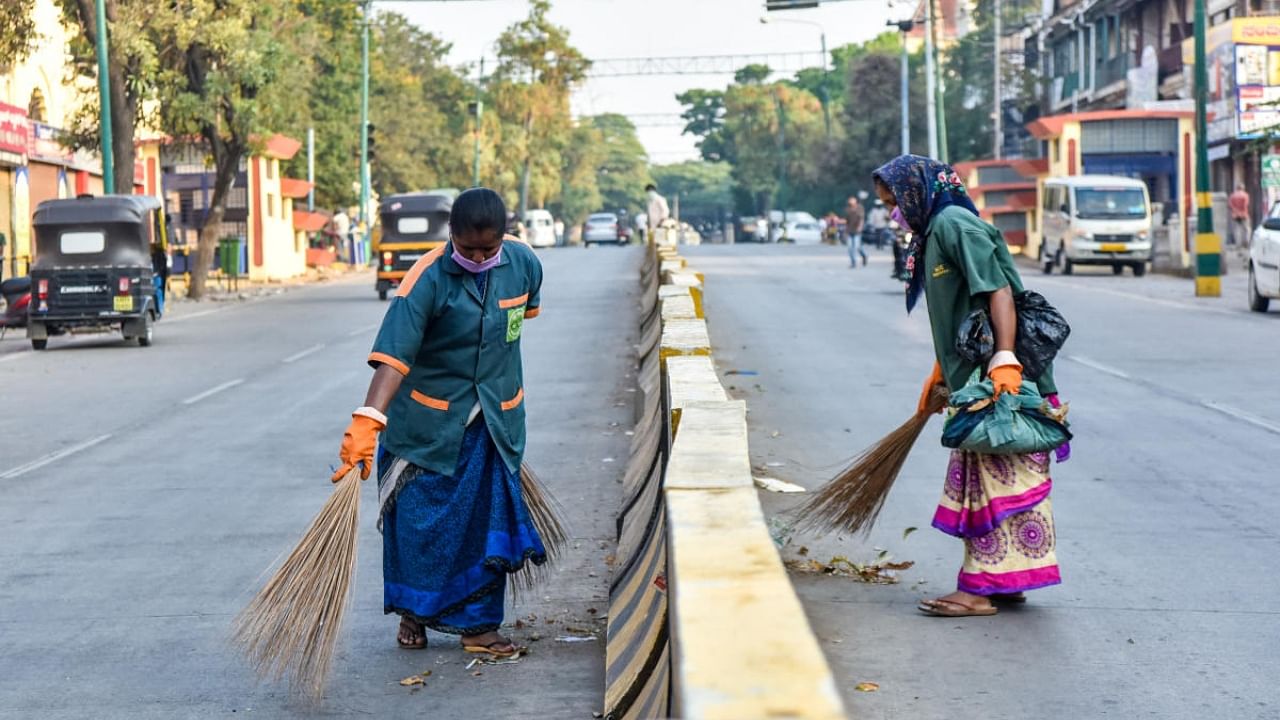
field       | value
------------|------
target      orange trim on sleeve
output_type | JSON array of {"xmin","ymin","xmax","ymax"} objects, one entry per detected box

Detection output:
[
  {"xmin": 410, "ymin": 390, "xmax": 450, "ymax": 411},
  {"xmin": 394, "ymin": 245, "xmax": 447, "ymax": 298},
  {"xmin": 501, "ymin": 388, "xmax": 524, "ymax": 411},
  {"xmin": 369, "ymin": 352, "xmax": 410, "ymax": 376},
  {"xmin": 524, "ymin": 307, "xmax": 540, "ymax": 319},
  {"xmin": 498, "ymin": 293, "xmax": 529, "ymax": 309}
]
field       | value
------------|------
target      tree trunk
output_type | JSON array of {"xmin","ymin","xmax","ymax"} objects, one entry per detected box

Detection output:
[{"xmin": 187, "ymin": 153, "xmax": 237, "ymax": 300}]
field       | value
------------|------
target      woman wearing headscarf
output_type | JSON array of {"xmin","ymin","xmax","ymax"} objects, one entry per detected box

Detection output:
[
  {"xmin": 871, "ymin": 155, "xmax": 1063, "ymax": 617},
  {"xmin": 333, "ymin": 187, "xmax": 546, "ymax": 655}
]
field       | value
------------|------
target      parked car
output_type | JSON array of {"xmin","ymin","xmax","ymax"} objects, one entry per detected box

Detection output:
[
  {"xmin": 524, "ymin": 209, "xmax": 557, "ymax": 248},
  {"xmin": 1039, "ymin": 175, "xmax": 1153, "ymax": 276},
  {"xmin": 1248, "ymin": 201, "xmax": 1280, "ymax": 312},
  {"xmin": 583, "ymin": 212, "xmax": 623, "ymax": 245},
  {"xmin": 767, "ymin": 211, "xmax": 819, "ymax": 242}
]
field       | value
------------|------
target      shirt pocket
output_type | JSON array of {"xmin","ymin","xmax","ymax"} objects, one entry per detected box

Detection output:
[
  {"xmin": 498, "ymin": 293, "xmax": 529, "ymax": 343},
  {"xmin": 500, "ymin": 386, "xmax": 526, "ymax": 444},
  {"xmin": 409, "ymin": 389, "xmax": 450, "ymax": 412}
]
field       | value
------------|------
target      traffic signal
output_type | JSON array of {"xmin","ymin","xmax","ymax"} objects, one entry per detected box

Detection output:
[
  {"xmin": 366, "ymin": 122, "xmax": 376, "ymax": 162},
  {"xmin": 765, "ymin": 0, "xmax": 820, "ymax": 10}
]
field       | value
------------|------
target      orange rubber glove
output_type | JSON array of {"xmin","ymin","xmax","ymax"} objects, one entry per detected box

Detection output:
[
  {"xmin": 988, "ymin": 352, "xmax": 1024, "ymax": 398},
  {"xmin": 917, "ymin": 362, "xmax": 946, "ymax": 416},
  {"xmin": 333, "ymin": 408, "xmax": 386, "ymax": 482}
]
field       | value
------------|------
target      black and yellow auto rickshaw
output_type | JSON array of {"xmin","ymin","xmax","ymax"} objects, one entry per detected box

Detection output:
[
  {"xmin": 27, "ymin": 195, "xmax": 170, "ymax": 350},
  {"xmin": 374, "ymin": 190, "xmax": 454, "ymax": 301}
]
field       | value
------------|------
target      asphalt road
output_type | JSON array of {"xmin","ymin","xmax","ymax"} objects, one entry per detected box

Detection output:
[
  {"xmin": 686, "ymin": 242, "xmax": 1280, "ymax": 720},
  {"xmin": 0, "ymin": 246, "xmax": 640, "ymax": 718}
]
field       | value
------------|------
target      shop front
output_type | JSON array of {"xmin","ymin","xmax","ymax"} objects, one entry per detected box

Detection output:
[{"xmin": 0, "ymin": 102, "xmax": 31, "ymax": 278}]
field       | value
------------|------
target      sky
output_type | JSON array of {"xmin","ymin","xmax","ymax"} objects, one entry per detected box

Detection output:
[{"xmin": 381, "ymin": 0, "xmax": 913, "ymax": 164}]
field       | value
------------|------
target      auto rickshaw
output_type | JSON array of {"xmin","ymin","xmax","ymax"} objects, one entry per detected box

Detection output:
[
  {"xmin": 27, "ymin": 195, "xmax": 170, "ymax": 350},
  {"xmin": 374, "ymin": 190, "xmax": 454, "ymax": 301}
]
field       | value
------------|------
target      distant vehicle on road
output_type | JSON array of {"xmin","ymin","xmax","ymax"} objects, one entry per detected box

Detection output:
[
  {"xmin": 27, "ymin": 195, "xmax": 170, "ymax": 349},
  {"xmin": 583, "ymin": 212, "xmax": 624, "ymax": 245},
  {"xmin": 767, "ymin": 211, "xmax": 819, "ymax": 243},
  {"xmin": 1039, "ymin": 175, "xmax": 1153, "ymax": 276},
  {"xmin": 524, "ymin": 209, "xmax": 557, "ymax": 248},
  {"xmin": 1248, "ymin": 201, "xmax": 1280, "ymax": 312},
  {"xmin": 375, "ymin": 191, "xmax": 454, "ymax": 301}
]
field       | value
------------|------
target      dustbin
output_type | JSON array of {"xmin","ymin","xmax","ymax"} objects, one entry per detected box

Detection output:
[{"xmin": 218, "ymin": 238, "xmax": 243, "ymax": 276}]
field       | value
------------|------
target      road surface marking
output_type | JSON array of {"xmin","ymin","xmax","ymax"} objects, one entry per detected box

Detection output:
[
  {"xmin": 1065, "ymin": 355, "xmax": 1131, "ymax": 379},
  {"xmin": 0, "ymin": 351, "xmax": 30, "ymax": 364},
  {"xmin": 165, "ymin": 307, "xmax": 228, "ymax": 324},
  {"xmin": 0, "ymin": 434, "xmax": 113, "ymax": 480},
  {"xmin": 282, "ymin": 344, "xmax": 325, "ymax": 363},
  {"xmin": 182, "ymin": 378, "xmax": 245, "ymax": 405},
  {"xmin": 1036, "ymin": 277, "xmax": 1238, "ymax": 317},
  {"xmin": 346, "ymin": 323, "xmax": 380, "ymax": 337},
  {"xmin": 1201, "ymin": 401, "xmax": 1280, "ymax": 435}
]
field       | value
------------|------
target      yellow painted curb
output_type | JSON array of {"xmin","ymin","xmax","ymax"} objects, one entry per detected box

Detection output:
[
  {"xmin": 661, "ymin": 292, "xmax": 699, "ymax": 322},
  {"xmin": 664, "ymin": 356, "xmax": 728, "ymax": 438},
  {"xmin": 659, "ymin": 319, "xmax": 712, "ymax": 360}
]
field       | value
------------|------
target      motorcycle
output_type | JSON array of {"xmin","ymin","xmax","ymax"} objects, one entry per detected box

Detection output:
[{"xmin": 0, "ymin": 276, "xmax": 31, "ymax": 339}]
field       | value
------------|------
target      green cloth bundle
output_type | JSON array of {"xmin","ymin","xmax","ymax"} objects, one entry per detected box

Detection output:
[{"xmin": 941, "ymin": 372, "xmax": 1071, "ymax": 455}]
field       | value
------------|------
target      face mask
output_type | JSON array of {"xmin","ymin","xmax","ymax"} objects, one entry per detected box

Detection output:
[
  {"xmin": 452, "ymin": 245, "xmax": 502, "ymax": 274},
  {"xmin": 891, "ymin": 206, "xmax": 906, "ymax": 228}
]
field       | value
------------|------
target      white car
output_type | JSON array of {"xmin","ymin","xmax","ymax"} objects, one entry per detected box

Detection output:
[
  {"xmin": 1249, "ymin": 202, "xmax": 1280, "ymax": 312},
  {"xmin": 583, "ymin": 212, "xmax": 622, "ymax": 245},
  {"xmin": 523, "ymin": 209, "xmax": 557, "ymax": 248}
]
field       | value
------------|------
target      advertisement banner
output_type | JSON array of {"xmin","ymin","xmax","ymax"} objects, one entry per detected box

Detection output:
[{"xmin": 0, "ymin": 102, "xmax": 30, "ymax": 164}]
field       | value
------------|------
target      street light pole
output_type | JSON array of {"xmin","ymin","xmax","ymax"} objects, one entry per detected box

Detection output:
[
  {"xmin": 924, "ymin": 0, "xmax": 938, "ymax": 158},
  {"xmin": 930, "ymin": 0, "xmax": 948, "ymax": 162},
  {"xmin": 93, "ymin": 0, "xmax": 114, "ymax": 193},
  {"xmin": 993, "ymin": 0, "xmax": 1003, "ymax": 159},
  {"xmin": 359, "ymin": 0, "xmax": 372, "ymax": 260},
  {"xmin": 1193, "ymin": 0, "xmax": 1221, "ymax": 296},
  {"xmin": 891, "ymin": 20, "xmax": 914, "ymax": 156}
]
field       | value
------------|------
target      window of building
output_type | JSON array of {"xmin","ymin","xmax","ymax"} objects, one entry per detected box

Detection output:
[
  {"xmin": 266, "ymin": 160, "xmax": 276, "ymax": 180},
  {"xmin": 266, "ymin": 194, "xmax": 275, "ymax": 218}
]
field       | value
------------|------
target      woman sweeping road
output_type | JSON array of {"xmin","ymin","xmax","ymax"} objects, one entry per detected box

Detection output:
[
  {"xmin": 871, "ymin": 155, "xmax": 1064, "ymax": 617},
  {"xmin": 333, "ymin": 187, "xmax": 546, "ymax": 656}
]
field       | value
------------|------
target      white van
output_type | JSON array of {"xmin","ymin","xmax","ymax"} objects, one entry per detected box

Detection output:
[
  {"xmin": 1039, "ymin": 175, "xmax": 1153, "ymax": 276},
  {"xmin": 523, "ymin": 209, "xmax": 557, "ymax": 248}
]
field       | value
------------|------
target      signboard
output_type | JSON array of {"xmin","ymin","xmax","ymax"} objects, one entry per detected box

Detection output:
[
  {"xmin": 0, "ymin": 102, "xmax": 30, "ymax": 164},
  {"xmin": 1262, "ymin": 154, "xmax": 1280, "ymax": 188}
]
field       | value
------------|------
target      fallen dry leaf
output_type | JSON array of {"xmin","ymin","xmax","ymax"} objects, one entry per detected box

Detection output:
[
  {"xmin": 399, "ymin": 676, "xmax": 424, "ymax": 687},
  {"xmin": 903, "ymin": 526, "xmax": 918, "ymax": 541},
  {"xmin": 854, "ymin": 682, "xmax": 880, "ymax": 693}
]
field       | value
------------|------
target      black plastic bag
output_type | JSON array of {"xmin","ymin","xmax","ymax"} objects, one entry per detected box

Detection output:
[{"xmin": 955, "ymin": 290, "xmax": 1070, "ymax": 380}]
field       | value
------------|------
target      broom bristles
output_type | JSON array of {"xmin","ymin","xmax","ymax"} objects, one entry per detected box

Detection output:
[
  {"xmin": 513, "ymin": 461, "xmax": 569, "ymax": 591},
  {"xmin": 794, "ymin": 386, "xmax": 949, "ymax": 537},
  {"xmin": 232, "ymin": 466, "xmax": 363, "ymax": 702}
]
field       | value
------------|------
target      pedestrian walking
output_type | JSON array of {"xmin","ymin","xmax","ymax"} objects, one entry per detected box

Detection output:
[
  {"xmin": 872, "ymin": 155, "xmax": 1064, "ymax": 617},
  {"xmin": 867, "ymin": 199, "xmax": 890, "ymax": 249},
  {"xmin": 844, "ymin": 196, "xmax": 867, "ymax": 268},
  {"xmin": 646, "ymin": 183, "xmax": 670, "ymax": 245},
  {"xmin": 1229, "ymin": 183, "xmax": 1251, "ymax": 249},
  {"xmin": 333, "ymin": 187, "xmax": 547, "ymax": 656}
]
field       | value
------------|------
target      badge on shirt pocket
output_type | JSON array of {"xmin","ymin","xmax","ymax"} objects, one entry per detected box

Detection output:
[{"xmin": 506, "ymin": 306, "xmax": 525, "ymax": 342}]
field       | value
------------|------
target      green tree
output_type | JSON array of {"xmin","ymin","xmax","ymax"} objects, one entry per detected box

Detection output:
[
  {"xmin": 723, "ymin": 82, "xmax": 825, "ymax": 217},
  {"xmin": 554, "ymin": 123, "xmax": 603, "ymax": 226},
  {"xmin": 369, "ymin": 11, "xmax": 471, "ymax": 199},
  {"xmin": 57, "ymin": 0, "xmax": 159, "ymax": 196},
  {"xmin": 589, "ymin": 113, "xmax": 650, "ymax": 215},
  {"xmin": 0, "ymin": 0, "xmax": 38, "ymax": 66},
  {"xmin": 676, "ymin": 88, "xmax": 731, "ymax": 163},
  {"xmin": 941, "ymin": 0, "xmax": 995, "ymax": 161},
  {"xmin": 150, "ymin": 0, "xmax": 311, "ymax": 299}
]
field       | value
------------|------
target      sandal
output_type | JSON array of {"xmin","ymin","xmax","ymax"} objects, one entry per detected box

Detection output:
[
  {"xmin": 917, "ymin": 598, "xmax": 998, "ymax": 617},
  {"xmin": 461, "ymin": 638, "xmax": 525, "ymax": 658},
  {"xmin": 397, "ymin": 617, "xmax": 427, "ymax": 649}
]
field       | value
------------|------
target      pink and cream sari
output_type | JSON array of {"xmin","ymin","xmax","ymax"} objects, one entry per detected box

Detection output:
[{"xmin": 932, "ymin": 450, "xmax": 1061, "ymax": 595}]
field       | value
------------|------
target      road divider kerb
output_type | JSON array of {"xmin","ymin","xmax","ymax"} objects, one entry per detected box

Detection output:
[{"xmin": 605, "ymin": 245, "xmax": 846, "ymax": 720}]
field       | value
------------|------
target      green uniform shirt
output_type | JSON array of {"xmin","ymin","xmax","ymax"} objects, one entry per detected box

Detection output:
[
  {"xmin": 368, "ymin": 239, "xmax": 543, "ymax": 476},
  {"xmin": 923, "ymin": 205, "xmax": 1056, "ymax": 395}
]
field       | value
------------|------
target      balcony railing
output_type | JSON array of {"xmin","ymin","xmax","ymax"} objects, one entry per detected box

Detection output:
[{"xmin": 1096, "ymin": 55, "xmax": 1130, "ymax": 89}]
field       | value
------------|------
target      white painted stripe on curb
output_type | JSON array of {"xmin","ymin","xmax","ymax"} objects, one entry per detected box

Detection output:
[
  {"xmin": 182, "ymin": 378, "xmax": 245, "ymax": 405},
  {"xmin": 1065, "ymin": 355, "xmax": 1131, "ymax": 379},
  {"xmin": 1201, "ymin": 401, "xmax": 1280, "ymax": 435},
  {"xmin": 0, "ymin": 434, "xmax": 113, "ymax": 480},
  {"xmin": 282, "ymin": 344, "xmax": 324, "ymax": 364}
]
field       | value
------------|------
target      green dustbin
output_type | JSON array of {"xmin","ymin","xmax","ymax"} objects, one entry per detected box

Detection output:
[{"xmin": 218, "ymin": 238, "xmax": 242, "ymax": 276}]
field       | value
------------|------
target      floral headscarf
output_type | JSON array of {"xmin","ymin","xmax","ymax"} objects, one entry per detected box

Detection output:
[{"xmin": 872, "ymin": 154, "xmax": 979, "ymax": 313}]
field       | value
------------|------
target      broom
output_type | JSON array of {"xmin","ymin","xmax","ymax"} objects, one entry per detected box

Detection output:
[
  {"xmin": 233, "ymin": 461, "xmax": 568, "ymax": 701},
  {"xmin": 794, "ymin": 385, "xmax": 950, "ymax": 537}
]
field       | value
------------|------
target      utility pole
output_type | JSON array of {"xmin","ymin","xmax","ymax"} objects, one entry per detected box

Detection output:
[
  {"xmin": 924, "ymin": 0, "xmax": 938, "ymax": 158},
  {"xmin": 359, "ymin": 0, "xmax": 371, "ymax": 253},
  {"xmin": 775, "ymin": 89, "xmax": 790, "ymax": 243},
  {"xmin": 1193, "ymin": 0, "xmax": 1221, "ymax": 296},
  {"xmin": 306, "ymin": 127, "xmax": 315, "ymax": 211},
  {"xmin": 931, "ymin": 0, "xmax": 948, "ymax": 162},
  {"xmin": 472, "ymin": 57, "xmax": 484, "ymax": 188},
  {"xmin": 93, "ymin": 0, "xmax": 114, "ymax": 193},
  {"xmin": 993, "ymin": 0, "xmax": 1003, "ymax": 159},
  {"xmin": 892, "ymin": 20, "xmax": 914, "ymax": 155},
  {"xmin": 819, "ymin": 30, "xmax": 831, "ymax": 139}
]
